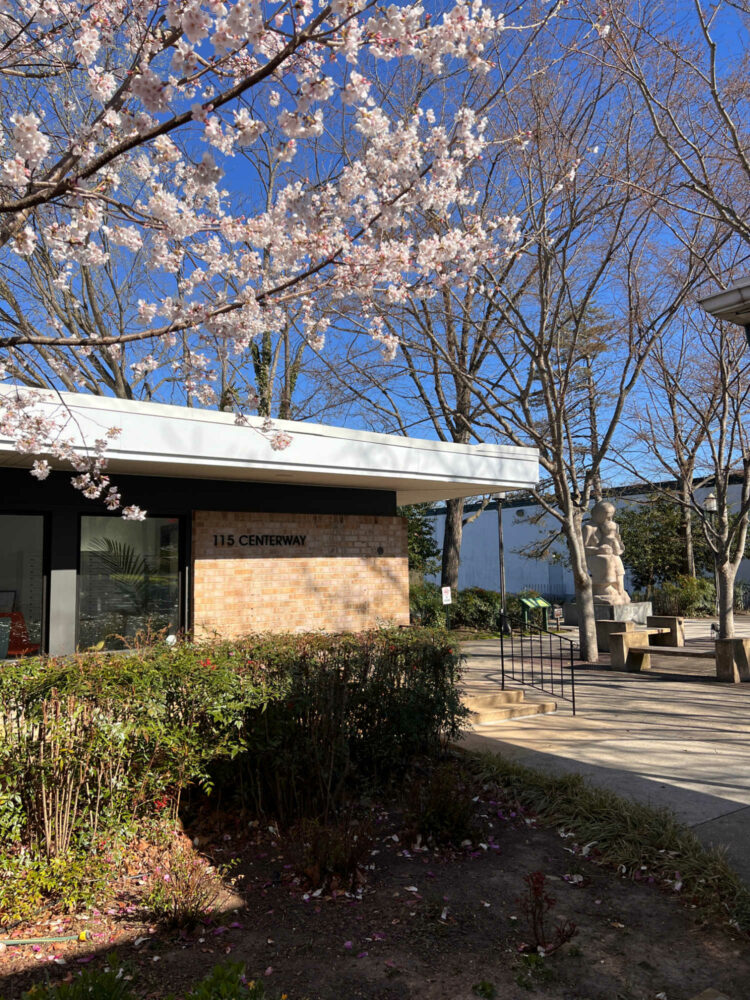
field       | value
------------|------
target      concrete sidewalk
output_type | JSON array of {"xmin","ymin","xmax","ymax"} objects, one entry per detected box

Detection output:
[{"xmin": 459, "ymin": 636, "xmax": 750, "ymax": 885}]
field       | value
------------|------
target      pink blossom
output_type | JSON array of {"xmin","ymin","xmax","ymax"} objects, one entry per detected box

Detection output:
[
  {"xmin": 270, "ymin": 431, "xmax": 292, "ymax": 451},
  {"xmin": 12, "ymin": 226, "xmax": 37, "ymax": 256},
  {"xmin": 122, "ymin": 505, "xmax": 147, "ymax": 521},
  {"xmin": 108, "ymin": 226, "xmax": 143, "ymax": 252},
  {"xmin": 2, "ymin": 155, "xmax": 28, "ymax": 187},
  {"xmin": 0, "ymin": 0, "xmax": 536, "ymax": 513},
  {"xmin": 131, "ymin": 68, "xmax": 172, "ymax": 113},
  {"xmin": 181, "ymin": 3, "xmax": 210, "ymax": 44},
  {"xmin": 87, "ymin": 67, "xmax": 117, "ymax": 102},
  {"xmin": 105, "ymin": 487, "xmax": 122, "ymax": 511},
  {"xmin": 30, "ymin": 460, "xmax": 51, "ymax": 480},
  {"xmin": 10, "ymin": 113, "xmax": 49, "ymax": 170},
  {"xmin": 73, "ymin": 26, "xmax": 101, "ymax": 66}
]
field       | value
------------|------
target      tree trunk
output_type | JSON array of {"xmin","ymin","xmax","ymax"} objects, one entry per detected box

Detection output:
[
  {"xmin": 683, "ymin": 508, "xmax": 696, "ymax": 577},
  {"xmin": 718, "ymin": 563, "xmax": 735, "ymax": 639},
  {"xmin": 441, "ymin": 497, "xmax": 465, "ymax": 591},
  {"xmin": 680, "ymin": 481, "xmax": 695, "ymax": 577},
  {"xmin": 562, "ymin": 515, "xmax": 598, "ymax": 663}
]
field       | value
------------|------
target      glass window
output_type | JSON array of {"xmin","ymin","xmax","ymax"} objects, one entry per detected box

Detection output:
[
  {"xmin": 78, "ymin": 516, "xmax": 180, "ymax": 649},
  {"xmin": 0, "ymin": 514, "xmax": 44, "ymax": 658}
]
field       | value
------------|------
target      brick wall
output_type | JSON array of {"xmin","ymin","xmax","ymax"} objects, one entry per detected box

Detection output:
[{"xmin": 192, "ymin": 511, "xmax": 409, "ymax": 636}]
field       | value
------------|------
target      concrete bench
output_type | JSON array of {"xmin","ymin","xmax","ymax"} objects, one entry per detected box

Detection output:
[
  {"xmin": 595, "ymin": 615, "xmax": 683, "ymax": 653},
  {"xmin": 595, "ymin": 619, "xmax": 634, "ymax": 653},
  {"xmin": 646, "ymin": 615, "xmax": 685, "ymax": 646},
  {"xmin": 595, "ymin": 620, "xmax": 670, "ymax": 653},
  {"xmin": 609, "ymin": 631, "xmax": 750, "ymax": 683}
]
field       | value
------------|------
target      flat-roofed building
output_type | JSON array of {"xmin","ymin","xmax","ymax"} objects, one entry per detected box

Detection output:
[{"xmin": 0, "ymin": 390, "xmax": 538, "ymax": 655}]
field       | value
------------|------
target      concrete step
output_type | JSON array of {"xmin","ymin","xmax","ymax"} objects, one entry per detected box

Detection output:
[
  {"xmin": 463, "ymin": 690, "xmax": 525, "ymax": 712},
  {"xmin": 465, "ymin": 690, "xmax": 557, "ymax": 724},
  {"xmin": 472, "ymin": 701, "xmax": 558, "ymax": 724}
]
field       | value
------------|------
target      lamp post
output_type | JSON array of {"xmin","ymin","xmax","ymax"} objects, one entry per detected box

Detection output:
[
  {"xmin": 495, "ymin": 493, "xmax": 509, "ymax": 634},
  {"xmin": 697, "ymin": 277, "xmax": 750, "ymax": 345},
  {"xmin": 703, "ymin": 492, "xmax": 719, "ymax": 618}
]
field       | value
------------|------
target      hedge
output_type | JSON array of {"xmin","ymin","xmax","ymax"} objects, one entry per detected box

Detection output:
[{"xmin": 0, "ymin": 628, "xmax": 466, "ymax": 856}]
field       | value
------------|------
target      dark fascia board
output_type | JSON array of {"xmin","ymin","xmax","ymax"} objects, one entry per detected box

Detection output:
[{"xmin": 0, "ymin": 467, "xmax": 399, "ymax": 517}]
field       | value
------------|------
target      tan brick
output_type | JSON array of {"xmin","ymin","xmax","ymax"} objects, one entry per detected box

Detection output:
[{"xmin": 192, "ymin": 511, "xmax": 409, "ymax": 636}]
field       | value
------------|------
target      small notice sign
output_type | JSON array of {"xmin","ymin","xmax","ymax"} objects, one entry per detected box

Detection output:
[
  {"xmin": 441, "ymin": 586, "xmax": 452, "ymax": 605},
  {"xmin": 553, "ymin": 605, "xmax": 563, "ymax": 621}
]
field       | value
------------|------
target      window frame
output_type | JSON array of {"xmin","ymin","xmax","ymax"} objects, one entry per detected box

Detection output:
[
  {"xmin": 0, "ymin": 510, "xmax": 50, "ymax": 654},
  {"xmin": 75, "ymin": 511, "xmax": 188, "ymax": 649}
]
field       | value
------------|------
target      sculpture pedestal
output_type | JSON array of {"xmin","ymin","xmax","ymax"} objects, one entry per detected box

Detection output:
[{"xmin": 562, "ymin": 601, "xmax": 652, "ymax": 627}]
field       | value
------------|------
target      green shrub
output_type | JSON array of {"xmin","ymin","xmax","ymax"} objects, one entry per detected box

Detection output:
[
  {"xmin": 20, "ymin": 962, "xmax": 136, "ymax": 1000},
  {"xmin": 146, "ymin": 840, "xmax": 223, "ymax": 927},
  {"xmin": 505, "ymin": 590, "xmax": 544, "ymax": 624},
  {"xmin": 409, "ymin": 582, "xmax": 446, "ymax": 626},
  {"xmin": 0, "ymin": 644, "xmax": 281, "ymax": 858},
  {"xmin": 410, "ymin": 584, "xmax": 546, "ymax": 632},
  {"xmin": 452, "ymin": 588, "xmax": 503, "ymax": 630},
  {"xmin": 0, "ymin": 853, "xmax": 109, "ymax": 928},
  {"xmin": 651, "ymin": 575, "xmax": 715, "ymax": 616},
  {"xmin": 410, "ymin": 583, "xmax": 504, "ymax": 631},
  {"xmin": 234, "ymin": 628, "xmax": 466, "ymax": 822},
  {"xmin": 177, "ymin": 964, "xmax": 268, "ymax": 1000},
  {"xmin": 650, "ymin": 574, "xmax": 750, "ymax": 615},
  {"xmin": 0, "ymin": 629, "xmax": 466, "ymax": 859},
  {"xmin": 0, "ymin": 789, "xmax": 22, "ymax": 845}
]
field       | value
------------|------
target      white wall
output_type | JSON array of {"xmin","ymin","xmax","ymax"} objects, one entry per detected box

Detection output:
[
  {"xmin": 428, "ymin": 502, "xmax": 574, "ymax": 597},
  {"xmin": 428, "ymin": 486, "xmax": 750, "ymax": 597}
]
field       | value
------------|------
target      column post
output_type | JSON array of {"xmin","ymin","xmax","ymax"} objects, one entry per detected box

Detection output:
[{"xmin": 47, "ymin": 511, "xmax": 78, "ymax": 655}]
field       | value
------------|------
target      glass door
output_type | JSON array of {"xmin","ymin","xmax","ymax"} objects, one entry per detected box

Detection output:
[{"xmin": 0, "ymin": 514, "xmax": 45, "ymax": 657}]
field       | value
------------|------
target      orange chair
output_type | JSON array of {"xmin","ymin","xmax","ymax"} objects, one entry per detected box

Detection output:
[{"xmin": 0, "ymin": 612, "xmax": 40, "ymax": 657}]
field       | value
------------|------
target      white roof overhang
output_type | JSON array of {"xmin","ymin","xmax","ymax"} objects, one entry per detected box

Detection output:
[
  {"xmin": 697, "ymin": 276, "xmax": 750, "ymax": 327},
  {"xmin": 0, "ymin": 389, "xmax": 538, "ymax": 505}
]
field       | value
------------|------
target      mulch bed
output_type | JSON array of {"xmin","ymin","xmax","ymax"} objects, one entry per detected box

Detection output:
[{"xmin": 2, "ymin": 765, "xmax": 749, "ymax": 1000}]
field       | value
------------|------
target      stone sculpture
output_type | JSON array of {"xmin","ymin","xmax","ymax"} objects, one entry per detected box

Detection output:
[{"xmin": 582, "ymin": 500, "xmax": 630, "ymax": 605}]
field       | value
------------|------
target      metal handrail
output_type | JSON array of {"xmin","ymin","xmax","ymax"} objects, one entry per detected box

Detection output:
[{"xmin": 500, "ymin": 614, "xmax": 577, "ymax": 714}]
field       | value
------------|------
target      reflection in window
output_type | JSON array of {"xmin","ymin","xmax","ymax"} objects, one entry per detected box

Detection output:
[
  {"xmin": 78, "ymin": 517, "xmax": 180, "ymax": 649},
  {"xmin": 0, "ymin": 515, "xmax": 44, "ymax": 658}
]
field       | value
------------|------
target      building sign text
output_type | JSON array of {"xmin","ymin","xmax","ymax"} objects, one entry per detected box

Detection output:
[{"xmin": 213, "ymin": 533, "xmax": 306, "ymax": 548}]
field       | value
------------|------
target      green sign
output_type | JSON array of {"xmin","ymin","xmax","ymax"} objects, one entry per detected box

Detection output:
[{"xmin": 519, "ymin": 597, "xmax": 551, "ymax": 609}]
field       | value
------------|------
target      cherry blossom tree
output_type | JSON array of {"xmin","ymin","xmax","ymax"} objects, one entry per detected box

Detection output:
[
  {"xmin": 0, "ymin": 227, "xmax": 348, "ymax": 422},
  {"xmin": 0, "ymin": 228, "xmax": 164, "ymax": 398},
  {"xmin": 0, "ymin": 0, "xmax": 561, "ymax": 516}
]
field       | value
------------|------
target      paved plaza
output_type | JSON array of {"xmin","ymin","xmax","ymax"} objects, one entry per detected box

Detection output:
[{"xmin": 460, "ymin": 618, "xmax": 750, "ymax": 885}]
